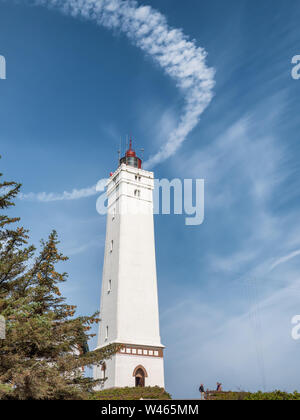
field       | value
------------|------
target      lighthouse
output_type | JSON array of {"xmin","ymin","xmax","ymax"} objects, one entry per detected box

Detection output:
[{"xmin": 94, "ymin": 140, "xmax": 165, "ymax": 389}]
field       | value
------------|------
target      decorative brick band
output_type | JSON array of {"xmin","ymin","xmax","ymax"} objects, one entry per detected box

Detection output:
[{"xmin": 117, "ymin": 344, "xmax": 164, "ymax": 358}]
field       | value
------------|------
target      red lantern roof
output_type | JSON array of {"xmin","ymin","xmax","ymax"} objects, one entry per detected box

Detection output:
[{"xmin": 125, "ymin": 139, "xmax": 136, "ymax": 158}]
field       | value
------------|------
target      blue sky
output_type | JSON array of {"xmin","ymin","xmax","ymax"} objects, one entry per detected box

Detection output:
[{"xmin": 1, "ymin": 0, "xmax": 300, "ymax": 398}]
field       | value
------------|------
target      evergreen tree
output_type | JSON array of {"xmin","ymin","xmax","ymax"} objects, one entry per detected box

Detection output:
[{"xmin": 0, "ymin": 160, "xmax": 118, "ymax": 399}]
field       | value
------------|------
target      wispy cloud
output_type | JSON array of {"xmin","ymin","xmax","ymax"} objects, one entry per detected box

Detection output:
[
  {"xmin": 163, "ymin": 278, "xmax": 300, "ymax": 396},
  {"xmin": 64, "ymin": 239, "xmax": 103, "ymax": 256},
  {"xmin": 28, "ymin": 0, "xmax": 215, "ymax": 167},
  {"xmin": 19, "ymin": 184, "xmax": 98, "ymax": 202},
  {"xmin": 162, "ymin": 93, "xmax": 300, "ymax": 396},
  {"xmin": 270, "ymin": 249, "xmax": 300, "ymax": 271}
]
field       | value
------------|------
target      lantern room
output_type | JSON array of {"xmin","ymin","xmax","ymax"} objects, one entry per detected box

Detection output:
[{"xmin": 119, "ymin": 139, "xmax": 142, "ymax": 169}]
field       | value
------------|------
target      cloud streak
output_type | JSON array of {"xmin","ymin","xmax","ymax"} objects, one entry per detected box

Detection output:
[
  {"xmin": 270, "ymin": 249, "xmax": 300, "ymax": 271},
  {"xmin": 30, "ymin": 0, "xmax": 215, "ymax": 168},
  {"xmin": 19, "ymin": 184, "xmax": 98, "ymax": 202}
]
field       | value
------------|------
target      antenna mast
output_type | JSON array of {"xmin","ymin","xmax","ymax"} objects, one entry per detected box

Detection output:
[{"xmin": 118, "ymin": 137, "xmax": 121, "ymax": 163}]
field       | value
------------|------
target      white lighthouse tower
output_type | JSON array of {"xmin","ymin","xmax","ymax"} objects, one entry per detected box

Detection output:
[{"xmin": 94, "ymin": 140, "xmax": 165, "ymax": 389}]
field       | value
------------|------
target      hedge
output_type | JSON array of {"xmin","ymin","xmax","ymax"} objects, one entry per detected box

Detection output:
[{"xmin": 89, "ymin": 386, "xmax": 172, "ymax": 400}]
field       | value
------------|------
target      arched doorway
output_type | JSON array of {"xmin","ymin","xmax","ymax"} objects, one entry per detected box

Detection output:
[
  {"xmin": 133, "ymin": 365, "xmax": 148, "ymax": 388},
  {"xmin": 135, "ymin": 368, "xmax": 145, "ymax": 387}
]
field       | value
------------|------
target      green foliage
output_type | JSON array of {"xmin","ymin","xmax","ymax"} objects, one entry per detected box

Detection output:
[
  {"xmin": 245, "ymin": 391, "xmax": 300, "ymax": 400},
  {"xmin": 0, "ymin": 158, "xmax": 119, "ymax": 400},
  {"xmin": 207, "ymin": 391, "xmax": 300, "ymax": 400},
  {"xmin": 89, "ymin": 387, "xmax": 172, "ymax": 400},
  {"xmin": 206, "ymin": 391, "xmax": 250, "ymax": 401},
  {"xmin": 0, "ymin": 383, "xmax": 13, "ymax": 397}
]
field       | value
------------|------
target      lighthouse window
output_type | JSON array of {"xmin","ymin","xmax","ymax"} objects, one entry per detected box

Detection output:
[
  {"xmin": 105, "ymin": 326, "xmax": 109, "ymax": 340},
  {"xmin": 134, "ymin": 189, "xmax": 141, "ymax": 198},
  {"xmin": 108, "ymin": 279, "xmax": 112, "ymax": 293},
  {"xmin": 110, "ymin": 240, "xmax": 114, "ymax": 252}
]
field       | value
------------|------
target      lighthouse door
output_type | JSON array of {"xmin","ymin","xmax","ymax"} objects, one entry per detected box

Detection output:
[{"xmin": 135, "ymin": 369, "xmax": 145, "ymax": 387}]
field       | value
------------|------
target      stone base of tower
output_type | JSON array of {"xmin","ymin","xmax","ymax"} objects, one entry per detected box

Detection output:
[{"xmin": 94, "ymin": 345, "xmax": 165, "ymax": 390}]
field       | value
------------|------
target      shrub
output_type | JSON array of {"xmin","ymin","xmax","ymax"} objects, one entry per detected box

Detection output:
[
  {"xmin": 206, "ymin": 391, "xmax": 250, "ymax": 401},
  {"xmin": 89, "ymin": 386, "xmax": 172, "ymax": 400},
  {"xmin": 206, "ymin": 390, "xmax": 300, "ymax": 401},
  {"xmin": 245, "ymin": 391, "xmax": 300, "ymax": 401}
]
